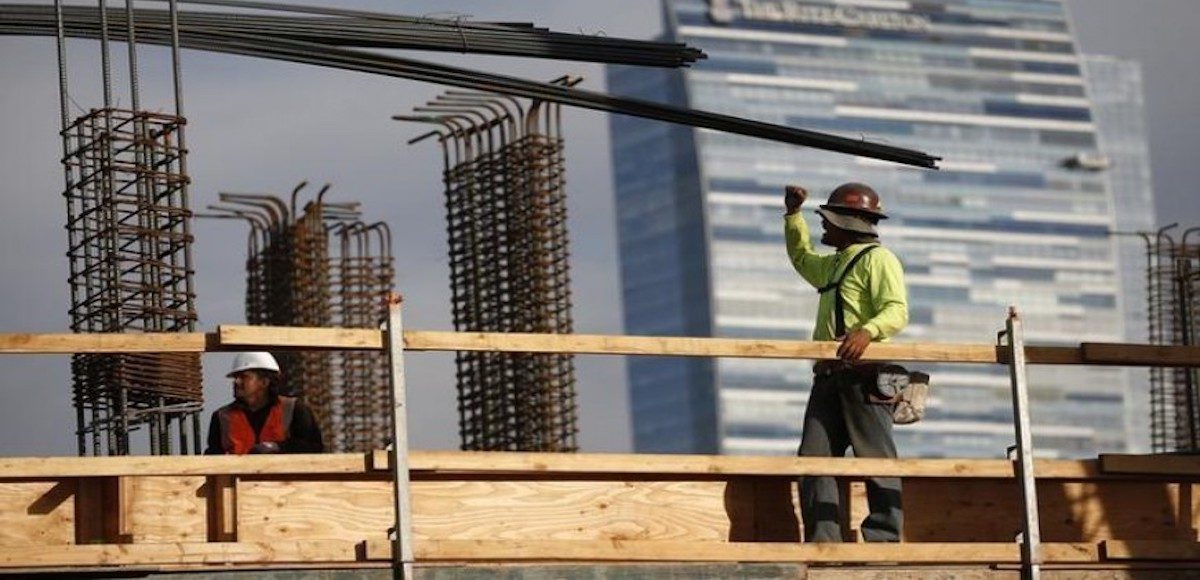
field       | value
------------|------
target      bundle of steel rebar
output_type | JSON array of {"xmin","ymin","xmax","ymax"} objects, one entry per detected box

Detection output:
[
  {"xmin": 398, "ymin": 80, "xmax": 580, "ymax": 452},
  {"xmin": 0, "ymin": 1, "xmax": 705, "ymax": 67},
  {"xmin": 2, "ymin": 1, "xmax": 940, "ymax": 168},
  {"xmin": 200, "ymin": 185, "xmax": 395, "ymax": 452}
]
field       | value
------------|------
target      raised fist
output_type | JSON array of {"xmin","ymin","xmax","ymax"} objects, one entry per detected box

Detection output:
[{"xmin": 785, "ymin": 185, "xmax": 808, "ymax": 214}]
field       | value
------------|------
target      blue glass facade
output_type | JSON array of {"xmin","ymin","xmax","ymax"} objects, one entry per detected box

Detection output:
[
  {"xmin": 1083, "ymin": 55, "xmax": 1156, "ymax": 452},
  {"xmin": 609, "ymin": 0, "xmax": 1134, "ymax": 458}
]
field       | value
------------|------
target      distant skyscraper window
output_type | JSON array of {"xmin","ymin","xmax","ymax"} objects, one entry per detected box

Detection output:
[{"xmin": 609, "ymin": 0, "xmax": 1140, "ymax": 458}]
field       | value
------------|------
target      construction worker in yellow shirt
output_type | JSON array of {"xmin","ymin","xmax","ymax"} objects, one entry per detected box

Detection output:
[{"xmin": 784, "ymin": 183, "xmax": 909, "ymax": 542}]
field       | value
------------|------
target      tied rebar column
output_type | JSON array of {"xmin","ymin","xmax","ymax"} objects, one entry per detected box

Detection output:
[
  {"xmin": 397, "ymin": 78, "xmax": 580, "ymax": 452},
  {"xmin": 62, "ymin": 109, "xmax": 202, "ymax": 456},
  {"xmin": 1145, "ymin": 225, "xmax": 1200, "ymax": 453},
  {"xmin": 201, "ymin": 187, "xmax": 394, "ymax": 452},
  {"xmin": 53, "ymin": 0, "xmax": 200, "ymax": 457}
]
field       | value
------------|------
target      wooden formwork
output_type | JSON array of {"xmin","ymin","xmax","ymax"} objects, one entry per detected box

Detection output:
[
  {"xmin": 0, "ymin": 451, "xmax": 1197, "ymax": 571},
  {"xmin": 3, "ymin": 323, "xmax": 1200, "ymax": 573}
]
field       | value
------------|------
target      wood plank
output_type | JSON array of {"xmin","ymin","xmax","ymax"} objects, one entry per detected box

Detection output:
[
  {"xmin": 0, "ymin": 332, "xmax": 209, "ymax": 354},
  {"xmin": 0, "ymin": 453, "xmax": 369, "ymax": 477},
  {"xmin": 237, "ymin": 479, "xmax": 394, "ymax": 544},
  {"xmin": 124, "ymin": 476, "xmax": 207, "ymax": 543},
  {"xmin": 0, "ymin": 540, "xmax": 359, "ymax": 568},
  {"xmin": 401, "ymin": 451, "xmax": 1101, "ymax": 479},
  {"xmin": 412, "ymin": 480, "xmax": 735, "ymax": 542},
  {"xmin": 219, "ymin": 325, "xmax": 382, "ymax": 350},
  {"xmin": 365, "ymin": 539, "xmax": 1099, "ymax": 563},
  {"xmin": 0, "ymin": 481, "xmax": 74, "ymax": 546},
  {"xmin": 1102, "ymin": 540, "xmax": 1200, "ymax": 560},
  {"xmin": 904, "ymin": 479, "xmax": 1190, "ymax": 542},
  {"xmin": 0, "ymin": 452, "xmax": 1100, "ymax": 479},
  {"xmin": 1083, "ymin": 343, "xmax": 1200, "ymax": 367},
  {"xmin": 1101, "ymin": 454, "xmax": 1200, "ymax": 476}
]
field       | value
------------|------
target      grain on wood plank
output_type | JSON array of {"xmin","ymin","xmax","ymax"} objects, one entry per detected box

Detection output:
[
  {"xmin": 1082, "ymin": 343, "xmax": 1200, "ymax": 368},
  {"xmin": 414, "ymin": 480, "xmax": 733, "ymax": 542},
  {"xmin": 0, "ymin": 332, "xmax": 209, "ymax": 354},
  {"xmin": 403, "ymin": 451, "xmax": 1098, "ymax": 479},
  {"xmin": 218, "ymin": 325, "xmax": 382, "ymax": 350},
  {"xmin": 1102, "ymin": 540, "xmax": 1200, "ymax": 560},
  {"xmin": 124, "ymin": 476, "xmax": 207, "ymax": 543},
  {"xmin": 0, "ymin": 453, "xmax": 368, "ymax": 478},
  {"xmin": 365, "ymin": 539, "xmax": 1099, "ymax": 563},
  {"xmin": 0, "ymin": 452, "xmax": 1102, "ymax": 479},
  {"xmin": 904, "ymin": 479, "xmax": 1188, "ymax": 542},
  {"xmin": 0, "ymin": 481, "xmax": 74, "ymax": 546},
  {"xmin": 237, "ymin": 480, "xmax": 394, "ymax": 543},
  {"xmin": 0, "ymin": 540, "xmax": 359, "ymax": 568},
  {"xmin": 402, "ymin": 331, "xmax": 1003, "ymax": 363},
  {"xmin": 1101, "ymin": 454, "xmax": 1200, "ymax": 476}
]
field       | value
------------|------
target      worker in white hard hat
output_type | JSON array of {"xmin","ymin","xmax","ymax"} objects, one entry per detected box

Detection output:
[{"xmin": 204, "ymin": 352, "xmax": 324, "ymax": 455}]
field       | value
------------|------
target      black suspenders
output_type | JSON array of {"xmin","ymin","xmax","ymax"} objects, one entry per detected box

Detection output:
[{"xmin": 816, "ymin": 245, "xmax": 879, "ymax": 337}]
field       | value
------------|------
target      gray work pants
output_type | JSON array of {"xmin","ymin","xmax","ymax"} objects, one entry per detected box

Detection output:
[{"xmin": 798, "ymin": 368, "xmax": 902, "ymax": 542}]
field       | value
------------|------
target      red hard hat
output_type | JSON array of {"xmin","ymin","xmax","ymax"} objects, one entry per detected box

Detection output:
[{"xmin": 819, "ymin": 183, "xmax": 888, "ymax": 220}]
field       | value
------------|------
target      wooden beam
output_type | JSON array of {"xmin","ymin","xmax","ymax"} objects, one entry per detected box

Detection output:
[
  {"xmin": 401, "ymin": 330, "xmax": 1006, "ymax": 363},
  {"xmin": 218, "ymin": 325, "xmax": 382, "ymax": 350},
  {"xmin": 0, "ymin": 332, "xmax": 210, "ymax": 354},
  {"xmin": 0, "ymin": 541, "xmax": 359, "ymax": 568},
  {"xmin": 1083, "ymin": 343, "xmax": 1200, "ymax": 367},
  {"xmin": 364, "ymin": 539, "xmax": 1099, "ymax": 564},
  {"xmin": 1100, "ymin": 455, "xmax": 1200, "ymax": 477},
  {"xmin": 0, "ymin": 452, "xmax": 1105, "ymax": 479},
  {"xmin": 393, "ymin": 451, "xmax": 1102, "ymax": 479},
  {"xmin": 0, "ymin": 454, "xmax": 370, "ymax": 478},
  {"xmin": 3, "ymin": 328, "xmax": 1193, "ymax": 368},
  {"xmin": 1102, "ymin": 540, "xmax": 1200, "ymax": 560}
]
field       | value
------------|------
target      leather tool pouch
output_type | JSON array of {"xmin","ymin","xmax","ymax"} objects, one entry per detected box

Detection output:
[{"xmin": 866, "ymin": 365, "xmax": 931, "ymax": 425}]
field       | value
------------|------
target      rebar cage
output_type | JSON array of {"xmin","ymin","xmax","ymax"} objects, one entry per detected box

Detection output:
[
  {"xmin": 1146, "ymin": 227, "xmax": 1200, "ymax": 453},
  {"xmin": 63, "ymin": 108, "xmax": 202, "ymax": 456},
  {"xmin": 400, "ymin": 81, "xmax": 579, "ymax": 452},
  {"xmin": 203, "ymin": 187, "xmax": 394, "ymax": 452}
]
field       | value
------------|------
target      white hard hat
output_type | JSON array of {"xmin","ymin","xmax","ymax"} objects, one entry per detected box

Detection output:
[{"xmin": 227, "ymin": 352, "xmax": 280, "ymax": 377}]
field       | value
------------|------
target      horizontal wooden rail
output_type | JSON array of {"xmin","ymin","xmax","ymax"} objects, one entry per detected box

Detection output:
[
  {"xmin": 0, "ymin": 451, "xmax": 1137, "ymax": 479},
  {"xmin": 0, "ymin": 326, "xmax": 1196, "ymax": 367},
  {"xmin": 373, "ymin": 539, "xmax": 1102, "ymax": 564}
]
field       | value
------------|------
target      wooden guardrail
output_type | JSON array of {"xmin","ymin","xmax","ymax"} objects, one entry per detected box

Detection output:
[
  {"xmin": 0, "ymin": 325, "xmax": 1197, "ymax": 366},
  {"xmin": 0, "ymin": 451, "xmax": 1196, "ymax": 570},
  {"xmin": 1, "ymin": 321, "xmax": 1198, "ymax": 573}
]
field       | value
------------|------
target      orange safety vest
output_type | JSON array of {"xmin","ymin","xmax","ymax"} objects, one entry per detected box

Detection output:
[{"xmin": 216, "ymin": 396, "xmax": 296, "ymax": 455}]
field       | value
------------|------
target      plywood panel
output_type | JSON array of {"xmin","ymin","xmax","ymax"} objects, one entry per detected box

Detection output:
[
  {"xmin": 904, "ymin": 479, "xmax": 1188, "ymax": 542},
  {"xmin": 0, "ymin": 481, "xmax": 74, "ymax": 546},
  {"xmin": 414, "ymin": 480, "xmax": 733, "ymax": 542},
  {"xmin": 237, "ymin": 479, "xmax": 394, "ymax": 543},
  {"xmin": 125, "ymin": 476, "xmax": 207, "ymax": 543}
]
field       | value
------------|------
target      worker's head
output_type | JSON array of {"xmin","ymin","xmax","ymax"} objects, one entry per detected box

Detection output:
[
  {"xmin": 227, "ymin": 352, "xmax": 281, "ymax": 407},
  {"xmin": 815, "ymin": 183, "xmax": 885, "ymax": 248}
]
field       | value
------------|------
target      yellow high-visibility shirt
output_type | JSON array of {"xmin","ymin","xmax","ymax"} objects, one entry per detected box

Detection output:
[{"xmin": 784, "ymin": 212, "xmax": 908, "ymax": 342}]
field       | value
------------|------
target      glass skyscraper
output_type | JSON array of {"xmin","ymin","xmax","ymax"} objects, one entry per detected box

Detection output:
[
  {"xmin": 1083, "ymin": 55, "xmax": 1156, "ymax": 453},
  {"xmin": 609, "ymin": 0, "xmax": 1139, "ymax": 458}
]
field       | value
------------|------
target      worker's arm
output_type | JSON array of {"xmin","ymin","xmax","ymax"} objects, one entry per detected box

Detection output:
[
  {"xmin": 784, "ymin": 212, "xmax": 839, "ymax": 288},
  {"xmin": 858, "ymin": 250, "xmax": 909, "ymax": 340},
  {"xmin": 283, "ymin": 404, "xmax": 325, "ymax": 453},
  {"xmin": 203, "ymin": 413, "xmax": 224, "ymax": 455}
]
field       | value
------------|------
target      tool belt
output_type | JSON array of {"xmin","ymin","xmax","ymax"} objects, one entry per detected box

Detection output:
[{"xmin": 813, "ymin": 361, "xmax": 930, "ymax": 425}]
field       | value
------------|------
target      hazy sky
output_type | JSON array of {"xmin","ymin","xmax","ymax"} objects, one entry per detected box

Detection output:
[{"xmin": 0, "ymin": 1, "xmax": 1196, "ymax": 456}]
